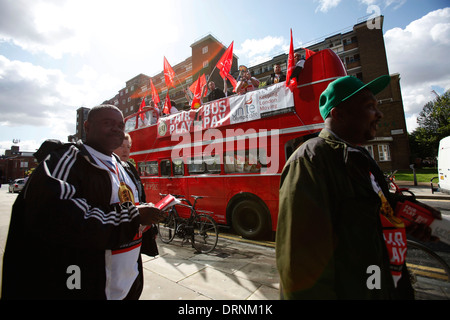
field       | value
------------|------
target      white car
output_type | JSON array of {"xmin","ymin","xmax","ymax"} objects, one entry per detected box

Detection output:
[{"xmin": 8, "ymin": 178, "xmax": 25, "ymax": 193}]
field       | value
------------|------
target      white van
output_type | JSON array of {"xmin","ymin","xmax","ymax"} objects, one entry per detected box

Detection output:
[{"xmin": 438, "ymin": 136, "xmax": 450, "ymax": 194}]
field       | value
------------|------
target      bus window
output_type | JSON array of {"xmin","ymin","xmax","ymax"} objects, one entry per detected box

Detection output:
[
  {"xmin": 125, "ymin": 117, "xmax": 136, "ymax": 132},
  {"xmin": 204, "ymin": 155, "xmax": 221, "ymax": 174},
  {"xmin": 147, "ymin": 161, "xmax": 158, "ymax": 176},
  {"xmin": 138, "ymin": 161, "xmax": 158, "ymax": 176},
  {"xmin": 172, "ymin": 158, "xmax": 184, "ymax": 175},
  {"xmin": 161, "ymin": 159, "xmax": 171, "ymax": 176},
  {"xmin": 224, "ymin": 153, "xmax": 235, "ymax": 173},
  {"xmin": 188, "ymin": 157, "xmax": 205, "ymax": 174},
  {"xmin": 138, "ymin": 162, "xmax": 146, "ymax": 176},
  {"xmin": 224, "ymin": 149, "xmax": 263, "ymax": 174}
]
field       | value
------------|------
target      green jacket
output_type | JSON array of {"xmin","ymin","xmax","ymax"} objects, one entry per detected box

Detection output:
[{"xmin": 276, "ymin": 129, "xmax": 413, "ymax": 299}]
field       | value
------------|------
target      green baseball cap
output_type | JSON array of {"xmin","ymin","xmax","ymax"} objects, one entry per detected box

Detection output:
[{"xmin": 319, "ymin": 75, "xmax": 391, "ymax": 120}]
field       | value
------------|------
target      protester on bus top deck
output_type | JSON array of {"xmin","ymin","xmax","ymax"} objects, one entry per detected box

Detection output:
[
  {"xmin": 141, "ymin": 101, "xmax": 159, "ymax": 125},
  {"xmin": 289, "ymin": 52, "xmax": 305, "ymax": 81},
  {"xmin": 268, "ymin": 64, "xmax": 286, "ymax": 85},
  {"xmin": 149, "ymin": 100, "xmax": 160, "ymax": 117},
  {"xmin": 276, "ymin": 75, "xmax": 418, "ymax": 300},
  {"xmin": 235, "ymin": 70, "xmax": 259, "ymax": 95},
  {"xmin": 1, "ymin": 104, "xmax": 164, "ymax": 300},
  {"xmin": 170, "ymin": 101, "xmax": 179, "ymax": 114},
  {"xmin": 202, "ymin": 80, "xmax": 227, "ymax": 102}
]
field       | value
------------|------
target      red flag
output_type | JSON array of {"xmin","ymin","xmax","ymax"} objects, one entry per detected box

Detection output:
[
  {"xmin": 191, "ymin": 74, "xmax": 203, "ymax": 109},
  {"xmin": 226, "ymin": 73, "xmax": 237, "ymax": 92},
  {"xmin": 286, "ymin": 29, "xmax": 297, "ymax": 92},
  {"xmin": 163, "ymin": 91, "xmax": 171, "ymax": 114},
  {"xmin": 138, "ymin": 97, "xmax": 146, "ymax": 121},
  {"xmin": 189, "ymin": 74, "xmax": 207, "ymax": 97},
  {"xmin": 150, "ymin": 79, "xmax": 160, "ymax": 105},
  {"xmin": 216, "ymin": 41, "xmax": 234, "ymax": 80},
  {"xmin": 163, "ymin": 57, "xmax": 175, "ymax": 88},
  {"xmin": 303, "ymin": 48, "xmax": 316, "ymax": 60}
]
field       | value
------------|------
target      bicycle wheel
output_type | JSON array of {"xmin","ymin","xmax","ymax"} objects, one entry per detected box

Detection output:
[
  {"xmin": 191, "ymin": 214, "xmax": 218, "ymax": 254},
  {"xmin": 406, "ymin": 240, "xmax": 450, "ymax": 284},
  {"xmin": 157, "ymin": 209, "xmax": 177, "ymax": 244}
]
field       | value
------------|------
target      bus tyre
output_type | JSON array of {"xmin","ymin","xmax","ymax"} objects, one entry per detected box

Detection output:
[{"xmin": 231, "ymin": 199, "xmax": 271, "ymax": 240}]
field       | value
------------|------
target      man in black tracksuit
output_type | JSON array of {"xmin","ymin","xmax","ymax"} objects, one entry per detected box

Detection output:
[{"xmin": 1, "ymin": 105, "xmax": 162, "ymax": 299}]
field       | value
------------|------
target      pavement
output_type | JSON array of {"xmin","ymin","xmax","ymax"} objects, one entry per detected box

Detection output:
[
  {"xmin": 1, "ymin": 184, "xmax": 450, "ymax": 302},
  {"xmin": 396, "ymin": 180, "xmax": 450, "ymax": 200},
  {"xmin": 139, "ymin": 236, "xmax": 279, "ymax": 300}
]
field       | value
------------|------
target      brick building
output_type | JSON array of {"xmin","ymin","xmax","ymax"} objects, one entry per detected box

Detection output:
[
  {"xmin": 102, "ymin": 34, "xmax": 238, "ymax": 118},
  {"xmin": 0, "ymin": 145, "xmax": 38, "ymax": 182}
]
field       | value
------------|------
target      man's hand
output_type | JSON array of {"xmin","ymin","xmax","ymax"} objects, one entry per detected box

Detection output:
[{"xmin": 137, "ymin": 204, "xmax": 165, "ymax": 225}]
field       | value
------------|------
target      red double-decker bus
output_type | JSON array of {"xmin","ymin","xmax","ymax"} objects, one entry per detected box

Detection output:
[{"xmin": 125, "ymin": 49, "xmax": 346, "ymax": 240}]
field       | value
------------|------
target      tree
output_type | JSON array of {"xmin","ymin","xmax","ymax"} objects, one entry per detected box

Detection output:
[{"xmin": 409, "ymin": 90, "xmax": 450, "ymax": 161}]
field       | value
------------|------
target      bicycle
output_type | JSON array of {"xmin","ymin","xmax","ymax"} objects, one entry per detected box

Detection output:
[
  {"xmin": 157, "ymin": 194, "xmax": 219, "ymax": 254},
  {"xmin": 385, "ymin": 170, "xmax": 415, "ymax": 197}
]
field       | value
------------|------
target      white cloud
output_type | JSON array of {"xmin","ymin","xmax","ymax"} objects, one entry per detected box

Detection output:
[
  {"xmin": 405, "ymin": 113, "xmax": 420, "ymax": 133},
  {"xmin": 314, "ymin": 0, "xmax": 342, "ymax": 13},
  {"xmin": 384, "ymin": 0, "xmax": 407, "ymax": 10},
  {"xmin": 235, "ymin": 36, "xmax": 288, "ymax": 67},
  {"xmin": 0, "ymin": 0, "xmax": 86, "ymax": 59},
  {"xmin": 0, "ymin": 55, "xmax": 69, "ymax": 126},
  {"xmin": 0, "ymin": 55, "xmax": 122, "ymax": 145},
  {"xmin": 0, "ymin": 0, "xmax": 183, "ymax": 75},
  {"xmin": 358, "ymin": 0, "xmax": 406, "ymax": 10},
  {"xmin": 384, "ymin": 8, "xmax": 450, "ymax": 132}
]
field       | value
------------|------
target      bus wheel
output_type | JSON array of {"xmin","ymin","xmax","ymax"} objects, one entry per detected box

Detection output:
[{"xmin": 231, "ymin": 199, "xmax": 271, "ymax": 240}]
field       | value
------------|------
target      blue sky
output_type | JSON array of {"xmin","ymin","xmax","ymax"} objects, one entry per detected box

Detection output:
[{"xmin": 0, "ymin": 0, "xmax": 449, "ymax": 154}]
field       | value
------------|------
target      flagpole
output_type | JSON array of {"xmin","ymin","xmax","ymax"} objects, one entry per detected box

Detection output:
[{"xmin": 207, "ymin": 65, "xmax": 217, "ymax": 82}]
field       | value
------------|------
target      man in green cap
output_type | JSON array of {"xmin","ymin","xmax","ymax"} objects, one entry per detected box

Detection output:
[{"xmin": 276, "ymin": 75, "xmax": 415, "ymax": 299}]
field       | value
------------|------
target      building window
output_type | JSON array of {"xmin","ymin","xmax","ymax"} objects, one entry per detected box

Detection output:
[
  {"xmin": 378, "ymin": 144, "xmax": 391, "ymax": 162},
  {"xmin": 202, "ymin": 46, "xmax": 208, "ymax": 54},
  {"xmin": 364, "ymin": 145, "xmax": 374, "ymax": 159},
  {"xmin": 203, "ymin": 60, "xmax": 209, "ymax": 68}
]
